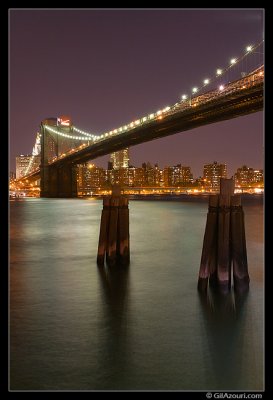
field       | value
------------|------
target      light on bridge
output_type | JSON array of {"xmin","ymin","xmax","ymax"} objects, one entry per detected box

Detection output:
[
  {"xmin": 192, "ymin": 87, "xmax": 198, "ymax": 93},
  {"xmin": 181, "ymin": 94, "xmax": 187, "ymax": 100},
  {"xmin": 203, "ymin": 79, "xmax": 210, "ymax": 85},
  {"xmin": 219, "ymin": 85, "xmax": 224, "ymax": 91},
  {"xmin": 216, "ymin": 69, "xmax": 222, "ymax": 75},
  {"xmin": 246, "ymin": 45, "xmax": 253, "ymax": 52},
  {"xmin": 230, "ymin": 58, "xmax": 237, "ymax": 64}
]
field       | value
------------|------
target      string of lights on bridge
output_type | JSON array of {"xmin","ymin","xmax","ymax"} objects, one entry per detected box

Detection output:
[{"xmin": 23, "ymin": 40, "xmax": 263, "ymax": 176}]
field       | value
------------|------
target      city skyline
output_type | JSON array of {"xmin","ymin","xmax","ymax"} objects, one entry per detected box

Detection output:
[{"xmin": 9, "ymin": 9, "xmax": 264, "ymax": 177}]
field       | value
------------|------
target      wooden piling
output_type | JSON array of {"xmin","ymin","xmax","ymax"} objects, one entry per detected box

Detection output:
[
  {"xmin": 97, "ymin": 185, "xmax": 130, "ymax": 267},
  {"xmin": 117, "ymin": 197, "xmax": 130, "ymax": 266},
  {"xmin": 106, "ymin": 196, "xmax": 120, "ymax": 267},
  {"xmin": 217, "ymin": 179, "xmax": 234, "ymax": 293},
  {"xmin": 230, "ymin": 195, "xmax": 249, "ymax": 293},
  {"xmin": 198, "ymin": 195, "xmax": 219, "ymax": 292},
  {"xmin": 198, "ymin": 178, "xmax": 249, "ymax": 295},
  {"xmin": 97, "ymin": 197, "xmax": 110, "ymax": 266}
]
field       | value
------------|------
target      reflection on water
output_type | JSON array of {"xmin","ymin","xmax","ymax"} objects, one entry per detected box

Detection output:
[
  {"xmin": 199, "ymin": 289, "xmax": 249, "ymax": 389},
  {"xmin": 96, "ymin": 265, "xmax": 131, "ymax": 389},
  {"xmin": 9, "ymin": 197, "xmax": 263, "ymax": 390}
]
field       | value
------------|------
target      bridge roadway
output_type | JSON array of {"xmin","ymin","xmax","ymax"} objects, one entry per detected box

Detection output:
[
  {"xmin": 21, "ymin": 80, "xmax": 263, "ymax": 197},
  {"xmin": 21, "ymin": 80, "xmax": 263, "ymax": 188}
]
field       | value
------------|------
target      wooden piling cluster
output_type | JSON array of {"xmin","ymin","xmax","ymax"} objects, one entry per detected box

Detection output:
[
  {"xmin": 97, "ymin": 186, "xmax": 130, "ymax": 267},
  {"xmin": 198, "ymin": 178, "xmax": 249, "ymax": 294}
]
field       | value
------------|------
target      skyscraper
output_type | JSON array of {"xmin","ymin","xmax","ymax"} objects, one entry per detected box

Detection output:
[
  {"xmin": 110, "ymin": 148, "xmax": 129, "ymax": 170},
  {"xmin": 203, "ymin": 161, "xmax": 227, "ymax": 190},
  {"xmin": 16, "ymin": 154, "xmax": 33, "ymax": 179}
]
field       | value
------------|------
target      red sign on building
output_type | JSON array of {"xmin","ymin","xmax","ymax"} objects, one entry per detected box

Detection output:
[{"xmin": 57, "ymin": 116, "xmax": 72, "ymax": 126}]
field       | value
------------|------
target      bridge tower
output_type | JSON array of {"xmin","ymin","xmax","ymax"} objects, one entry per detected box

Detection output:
[{"xmin": 40, "ymin": 118, "xmax": 78, "ymax": 198}]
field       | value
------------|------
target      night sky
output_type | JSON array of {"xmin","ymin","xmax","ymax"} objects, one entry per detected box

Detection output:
[{"xmin": 9, "ymin": 9, "xmax": 264, "ymax": 178}]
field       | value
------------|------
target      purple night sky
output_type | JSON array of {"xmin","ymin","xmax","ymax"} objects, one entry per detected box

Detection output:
[{"xmin": 9, "ymin": 9, "xmax": 264, "ymax": 178}]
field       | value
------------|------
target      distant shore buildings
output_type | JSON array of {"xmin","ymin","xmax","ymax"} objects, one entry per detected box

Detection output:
[{"xmin": 12, "ymin": 148, "xmax": 263, "ymax": 194}]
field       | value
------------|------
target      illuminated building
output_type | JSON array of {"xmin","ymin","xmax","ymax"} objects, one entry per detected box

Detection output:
[
  {"xmin": 16, "ymin": 155, "xmax": 33, "ymax": 178},
  {"xmin": 110, "ymin": 148, "xmax": 129, "ymax": 169},
  {"xmin": 163, "ymin": 164, "xmax": 193, "ymax": 186},
  {"xmin": 234, "ymin": 165, "xmax": 254, "ymax": 186},
  {"xmin": 253, "ymin": 169, "xmax": 263, "ymax": 183},
  {"xmin": 203, "ymin": 161, "xmax": 227, "ymax": 190},
  {"xmin": 77, "ymin": 163, "xmax": 106, "ymax": 193},
  {"xmin": 234, "ymin": 166, "xmax": 263, "ymax": 186}
]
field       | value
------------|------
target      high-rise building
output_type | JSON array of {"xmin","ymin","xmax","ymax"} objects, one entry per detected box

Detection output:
[
  {"xmin": 77, "ymin": 163, "xmax": 106, "ymax": 193},
  {"xmin": 234, "ymin": 166, "xmax": 263, "ymax": 186},
  {"xmin": 110, "ymin": 148, "xmax": 129, "ymax": 169},
  {"xmin": 253, "ymin": 169, "xmax": 263, "ymax": 184},
  {"xmin": 163, "ymin": 164, "xmax": 193, "ymax": 186},
  {"xmin": 16, "ymin": 155, "xmax": 32, "ymax": 179},
  {"xmin": 203, "ymin": 161, "xmax": 227, "ymax": 190},
  {"xmin": 234, "ymin": 165, "xmax": 254, "ymax": 186}
]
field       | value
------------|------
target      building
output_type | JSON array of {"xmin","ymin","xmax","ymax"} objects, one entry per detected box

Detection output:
[
  {"xmin": 77, "ymin": 163, "xmax": 106, "ymax": 194},
  {"xmin": 163, "ymin": 164, "xmax": 193, "ymax": 186},
  {"xmin": 234, "ymin": 165, "xmax": 254, "ymax": 186},
  {"xmin": 9, "ymin": 171, "xmax": 16, "ymax": 181},
  {"xmin": 253, "ymin": 169, "xmax": 263, "ymax": 184},
  {"xmin": 110, "ymin": 148, "xmax": 129, "ymax": 170},
  {"xmin": 16, "ymin": 154, "xmax": 32, "ymax": 179},
  {"xmin": 234, "ymin": 166, "xmax": 263, "ymax": 186},
  {"xmin": 107, "ymin": 167, "xmax": 129, "ymax": 186},
  {"xmin": 203, "ymin": 161, "xmax": 227, "ymax": 190}
]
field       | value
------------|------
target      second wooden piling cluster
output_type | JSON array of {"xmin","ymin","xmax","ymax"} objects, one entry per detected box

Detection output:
[
  {"xmin": 97, "ymin": 187, "xmax": 130, "ymax": 267},
  {"xmin": 198, "ymin": 178, "xmax": 249, "ymax": 294}
]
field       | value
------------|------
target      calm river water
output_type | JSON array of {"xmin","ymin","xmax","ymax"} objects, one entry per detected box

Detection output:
[{"xmin": 9, "ymin": 196, "xmax": 264, "ymax": 391}]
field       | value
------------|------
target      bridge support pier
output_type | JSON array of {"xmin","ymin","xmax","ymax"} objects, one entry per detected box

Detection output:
[
  {"xmin": 198, "ymin": 178, "xmax": 249, "ymax": 294},
  {"xmin": 97, "ymin": 185, "xmax": 130, "ymax": 267},
  {"xmin": 40, "ymin": 163, "xmax": 78, "ymax": 198}
]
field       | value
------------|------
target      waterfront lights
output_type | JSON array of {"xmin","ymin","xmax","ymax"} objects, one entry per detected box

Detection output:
[
  {"xmin": 246, "ymin": 45, "xmax": 253, "ymax": 52},
  {"xmin": 230, "ymin": 58, "xmax": 237, "ymax": 64},
  {"xmin": 192, "ymin": 87, "xmax": 198, "ymax": 93},
  {"xmin": 181, "ymin": 94, "xmax": 187, "ymax": 100},
  {"xmin": 216, "ymin": 69, "xmax": 222, "ymax": 75},
  {"xmin": 219, "ymin": 84, "xmax": 224, "ymax": 91},
  {"xmin": 203, "ymin": 79, "xmax": 209, "ymax": 85}
]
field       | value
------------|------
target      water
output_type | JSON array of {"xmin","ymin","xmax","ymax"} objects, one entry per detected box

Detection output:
[{"xmin": 9, "ymin": 196, "xmax": 264, "ymax": 391}]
